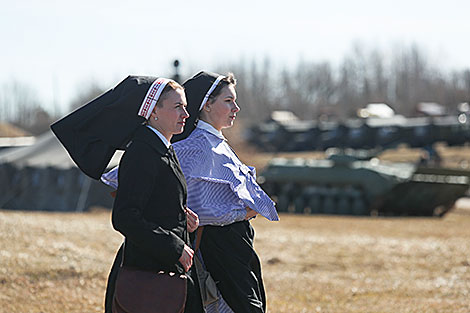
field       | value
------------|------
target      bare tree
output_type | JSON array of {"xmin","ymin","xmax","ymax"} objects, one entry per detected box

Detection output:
[
  {"xmin": 69, "ymin": 82, "xmax": 106, "ymax": 111},
  {"xmin": 220, "ymin": 58, "xmax": 278, "ymax": 123},
  {"xmin": 0, "ymin": 81, "xmax": 53, "ymax": 134},
  {"xmin": 216, "ymin": 43, "xmax": 469, "ymax": 125}
]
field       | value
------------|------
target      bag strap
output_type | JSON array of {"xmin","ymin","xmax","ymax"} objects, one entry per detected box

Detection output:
[
  {"xmin": 195, "ymin": 226, "xmax": 205, "ymax": 252},
  {"xmin": 120, "ymin": 241, "xmax": 126, "ymax": 267}
]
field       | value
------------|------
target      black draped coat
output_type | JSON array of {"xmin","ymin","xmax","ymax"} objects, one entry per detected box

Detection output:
[
  {"xmin": 112, "ymin": 125, "xmax": 188, "ymax": 272},
  {"xmin": 108, "ymin": 126, "xmax": 202, "ymax": 313}
]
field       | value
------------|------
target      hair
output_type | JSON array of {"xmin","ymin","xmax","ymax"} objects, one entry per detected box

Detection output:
[
  {"xmin": 207, "ymin": 72, "xmax": 236, "ymax": 103},
  {"xmin": 155, "ymin": 80, "xmax": 184, "ymax": 107},
  {"xmin": 170, "ymin": 72, "xmax": 236, "ymax": 143}
]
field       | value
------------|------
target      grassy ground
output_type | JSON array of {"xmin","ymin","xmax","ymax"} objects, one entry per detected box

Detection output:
[{"xmin": 1, "ymin": 207, "xmax": 470, "ymax": 313}]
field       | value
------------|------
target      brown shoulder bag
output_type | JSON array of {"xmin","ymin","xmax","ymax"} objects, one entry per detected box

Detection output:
[{"xmin": 112, "ymin": 244, "xmax": 187, "ymax": 313}]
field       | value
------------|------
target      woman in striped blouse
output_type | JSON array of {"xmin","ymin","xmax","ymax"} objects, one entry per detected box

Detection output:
[{"xmin": 172, "ymin": 71, "xmax": 279, "ymax": 313}]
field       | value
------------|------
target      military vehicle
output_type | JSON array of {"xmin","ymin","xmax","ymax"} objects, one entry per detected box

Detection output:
[
  {"xmin": 247, "ymin": 110, "xmax": 470, "ymax": 152},
  {"xmin": 248, "ymin": 106, "xmax": 470, "ymax": 217},
  {"xmin": 258, "ymin": 150, "xmax": 470, "ymax": 217}
]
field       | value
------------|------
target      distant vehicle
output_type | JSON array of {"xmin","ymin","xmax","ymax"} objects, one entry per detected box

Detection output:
[
  {"xmin": 258, "ymin": 150, "xmax": 470, "ymax": 217},
  {"xmin": 249, "ymin": 106, "xmax": 470, "ymax": 217},
  {"xmin": 246, "ymin": 110, "xmax": 470, "ymax": 152}
]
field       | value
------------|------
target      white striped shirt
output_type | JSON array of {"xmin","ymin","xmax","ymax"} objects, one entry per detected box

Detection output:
[
  {"xmin": 101, "ymin": 165, "xmax": 119, "ymax": 190},
  {"xmin": 173, "ymin": 121, "xmax": 279, "ymax": 226}
]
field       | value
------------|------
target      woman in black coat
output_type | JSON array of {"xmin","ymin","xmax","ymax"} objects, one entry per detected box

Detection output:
[
  {"xmin": 111, "ymin": 79, "xmax": 203, "ymax": 313},
  {"xmin": 51, "ymin": 76, "xmax": 203, "ymax": 313}
]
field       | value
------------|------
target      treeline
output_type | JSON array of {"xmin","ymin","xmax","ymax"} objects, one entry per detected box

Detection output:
[
  {"xmin": 225, "ymin": 44, "xmax": 470, "ymax": 122},
  {"xmin": 0, "ymin": 81, "xmax": 104, "ymax": 135},
  {"xmin": 1, "ymin": 44, "xmax": 469, "ymax": 135},
  {"xmin": 0, "ymin": 81, "xmax": 51, "ymax": 135}
]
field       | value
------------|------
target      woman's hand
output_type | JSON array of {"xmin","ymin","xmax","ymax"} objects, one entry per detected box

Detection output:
[
  {"xmin": 178, "ymin": 244, "xmax": 194, "ymax": 272},
  {"xmin": 245, "ymin": 207, "xmax": 258, "ymax": 220},
  {"xmin": 185, "ymin": 206, "xmax": 199, "ymax": 233}
]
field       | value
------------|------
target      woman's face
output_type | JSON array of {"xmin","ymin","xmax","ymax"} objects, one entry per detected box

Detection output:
[
  {"xmin": 150, "ymin": 88, "xmax": 189, "ymax": 140},
  {"xmin": 204, "ymin": 84, "xmax": 239, "ymax": 131}
]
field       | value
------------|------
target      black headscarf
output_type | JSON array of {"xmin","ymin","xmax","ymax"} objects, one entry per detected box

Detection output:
[
  {"xmin": 51, "ymin": 76, "xmax": 171, "ymax": 179},
  {"xmin": 172, "ymin": 71, "xmax": 225, "ymax": 142}
]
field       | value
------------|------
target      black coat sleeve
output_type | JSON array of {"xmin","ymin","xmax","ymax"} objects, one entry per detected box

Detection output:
[{"xmin": 111, "ymin": 142, "xmax": 185, "ymax": 266}]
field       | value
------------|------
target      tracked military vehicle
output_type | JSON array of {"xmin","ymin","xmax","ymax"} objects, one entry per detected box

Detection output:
[
  {"xmin": 258, "ymin": 150, "xmax": 470, "ymax": 217},
  {"xmin": 247, "ymin": 110, "xmax": 470, "ymax": 152}
]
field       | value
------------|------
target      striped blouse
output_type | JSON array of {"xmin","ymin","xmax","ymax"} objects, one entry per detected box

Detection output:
[{"xmin": 173, "ymin": 121, "xmax": 279, "ymax": 226}]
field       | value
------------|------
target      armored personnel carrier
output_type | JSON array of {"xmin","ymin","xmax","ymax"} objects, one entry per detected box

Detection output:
[
  {"xmin": 247, "ymin": 110, "xmax": 470, "ymax": 152},
  {"xmin": 258, "ymin": 150, "xmax": 470, "ymax": 217}
]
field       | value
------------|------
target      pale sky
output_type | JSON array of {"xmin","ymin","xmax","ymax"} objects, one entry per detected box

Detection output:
[{"xmin": 1, "ymin": 0, "xmax": 469, "ymax": 115}]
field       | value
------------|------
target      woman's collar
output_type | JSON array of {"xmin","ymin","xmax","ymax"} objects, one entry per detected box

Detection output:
[
  {"xmin": 196, "ymin": 120, "xmax": 226, "ymax": 140},
  {"xmin": 146, "ymin": 125, "xmax": 171, "ymax": 148}
]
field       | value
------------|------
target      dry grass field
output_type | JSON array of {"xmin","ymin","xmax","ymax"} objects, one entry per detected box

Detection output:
[{"xmin": 1, "ymin": 206, "xmax": 470, "ymax": 313}]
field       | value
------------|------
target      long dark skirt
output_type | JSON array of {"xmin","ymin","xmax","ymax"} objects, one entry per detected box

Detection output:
[
  {"xmin": 200, "ymin": 220, "xmax": 266, "ymax": 313},
  {"xmin": 103, "ymin": 244, "xmax": 203, "ymax": 313},
  {"xmin": 104, "ymin": 244, "xmax": 123, "ymax": 313}
]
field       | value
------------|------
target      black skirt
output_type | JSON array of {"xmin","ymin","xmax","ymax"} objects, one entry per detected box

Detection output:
[{"xmin": 199, "ymin": 220, "xmax": 266, "ymax": 313}]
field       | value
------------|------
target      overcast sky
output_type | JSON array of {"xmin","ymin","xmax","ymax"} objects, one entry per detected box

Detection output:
[{"xmin": 1, "ymin": 0, "xmax": 469, "ymax": 115}]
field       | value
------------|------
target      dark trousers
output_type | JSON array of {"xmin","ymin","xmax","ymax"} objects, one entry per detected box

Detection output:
[
  {"xmin": 104, "ymin": 244, "xmax": 203, "ymax": 313},
  {"xmin": 200, "ymin": 221, "xmax": 266, "ymax": 313}
]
